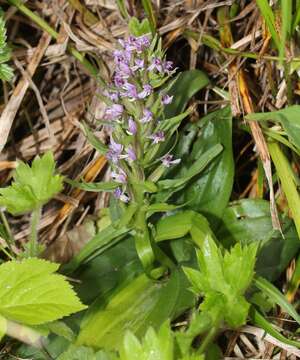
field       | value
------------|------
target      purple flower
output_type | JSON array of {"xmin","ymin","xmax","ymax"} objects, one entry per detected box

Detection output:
[
  {"xmin": 122, "ymin": 82, "xmax": 138, "ymax": 100},
  {"xmin": 114, "ymin": 74, "xmax": 125, "ymax": 87},
  {"xmin": 126, "ymin": 146, "xmax": 137, "ymax": 161},
  {"xmin": 113, "ymin": 49, "xmax": 131, "ymax": 64},
  {"xmin": 111, "ymin": 168, "xmax": 127, "ymax": 183},
  {"xmin": 105, "ymin": 104, "xmax": 124, "ymax": 120},
  {"xmin": 117, "ymin": 62, "xmax": 132, "ymax": 77},
  {"xmin": 127, "ymin": 117, "xmax": 137, "ymax": 135},
  {"xmin": 106, "ymin": 138, "xmax": 123, "ymax": 163},
  {"xmin": 163, "ymin": 61, "xmax": 174, "ymax": 74},
  {"xmin": 131, "ymin": 58, "xmax": 145, "ymax": 72},
  {"xmin": 148, "ymin": 131, "xmax": 165, "ymax": 144},
  {"xmin": 140, "ymin": 108, "xmax": 153, "ymax": 123},
  {"xmin": 161, "ymin": 154, "xmax": 181, "ymax": 167},
  {"xmin": 148, "ymin": 58, "xmax": 163, "ymax": 73},
  {"xmin": 138, "ymin": 84, "xmax": 153, "ymax": 99},
  {"xmin": 113, "ymin": 188, "xmax": 130, "ymax": 203},
  {"xmin": 162, "ymin": 94, "xmax": 173, "ymax": 105},
  {"xmin": 103, "ymin": 90, "xmax": 119, "ymax": 102}
]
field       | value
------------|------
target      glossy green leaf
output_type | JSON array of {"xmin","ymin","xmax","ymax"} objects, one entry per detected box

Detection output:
[
  {"xmin": 62, "ymin": 223, "xmax": 131, "ymax": 274},
  {"xmin": 76, "ymin": 268, "xmax": 194, "ymax": 351},
  {"xmin": 182, "ymin": 107, "xmax": 234, "ymax": 226},
  {"xmin": 0, "ymin": 152, "xmax": 63, "ymax": 215},
  {"xmin": 164, "ymin": 70, "xmax": 209, "ymax": 118},
  {"xmin": 157, "ymin": 144, "xmax": 223, "ymax": 190},
  {"xmin": 216, "ymin": 199, "xmax": 300, "ymax": 281},
  {"xmin": 0, "ymin": 258, "xmax": 86, "ymax": 325}
]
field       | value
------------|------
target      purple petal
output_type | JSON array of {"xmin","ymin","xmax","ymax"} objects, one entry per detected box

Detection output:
[
  {"xmin": 161, "ymin": 154, "xmax": 181, "ymax": 167},
  {"xmin": 105, "ymin": 104, "xmax": 124, "ymax": 120},
  {"xmin": 138, "ymin": 84, "xmax": 153, "ymax": 99},
  {"xmin": 127, "ymin": 117, "xmax": 137, "ymax": 135},
  {"xmin": 126, "ymin": 146, "xmax": 137, "ymax": 161},
  {"xmin": 162, "ymin": 94, "xmax": 173, "ymax": 105},
  {"xmin": 148, "ymin": 131, "xmax": 165, "ymax": 144},
  {"xmin": 140, "ymin": 108, "xmax": 153, "ymax": 123}
]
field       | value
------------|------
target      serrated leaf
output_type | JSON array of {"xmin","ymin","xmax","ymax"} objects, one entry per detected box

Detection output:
[
  {"xmin": 58, "ymin": 345, "xmax": 116, "ymax": 360},
  {"xmin": 0, "ymin": 258, "xmax": 86, "ymax": 325},
  {"xmin": 184, "ymin": 236, "xmax": 256, "ymax": 328},
  {"xmin": 0, "ymin": 152, "xmax": 63, "ymax": 214}
]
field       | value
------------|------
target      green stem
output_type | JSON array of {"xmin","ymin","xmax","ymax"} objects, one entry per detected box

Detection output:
[
  {"xmin": 0, "ymin": 209, "xmax": 15, "ymax": 257},
  {"xmin": 29, "ymin": 206, "xmax": 41, "ymax": 257},
  {"xmin": 6, "ymin": 0, "xmax": 101, "ymax": 80},
  {"xmin": 198, "ymin": 324, "xmax": 219, "ymax": 354}
]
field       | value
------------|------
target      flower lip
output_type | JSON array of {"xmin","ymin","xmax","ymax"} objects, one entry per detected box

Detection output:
[{"xmin": 138, "ymin": 84, "xmax": 153, "ymax": 99}]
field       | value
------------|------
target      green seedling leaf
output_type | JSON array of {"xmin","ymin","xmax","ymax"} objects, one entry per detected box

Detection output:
[
  {"xmin": 121, "ymin": 321, "xmax": 173, "ymax": 360},
  {"xmin": 128, "ymin": 17, "xmax": 152, "ymax": 36},
  {"xmin": 0, "ymin": 258, "xmax": 86, "ymax": 325},
  {"xmin": 0, "ymin": 152, "xmax": 63, "ymax": 215},
  {"xmin": 183, "ymin": 235, "xmax": 257, "ymax": 329}
]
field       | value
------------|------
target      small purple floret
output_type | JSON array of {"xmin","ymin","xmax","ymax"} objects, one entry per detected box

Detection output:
[
  {"xmin": 105, "ymin": 104, "xmax": 124, "ymax": 120},
  {"xmin": 148, "ymin": 131, "xmax": 165, "ymax": 144},
  {"xmin": 161, "ymin": 154, "xmax": 181, "ymax": 167},
  {"xmin": 140, "ymin": 108, "xmax": 153, "ymax": 123},
  {"xmin": 138, "ymin": 84, "xmax": 153, "ymax": 99},
  {"xmin": 127, "ymin": 117, "xmax": 137, "ymax": 135},
  {"xmin": 162, "ymin": 94, "xmax": 173, "ymax": 105}
]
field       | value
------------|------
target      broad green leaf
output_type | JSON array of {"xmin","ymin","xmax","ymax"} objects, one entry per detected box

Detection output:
[
  {"xmin": 76, "ymin": 268, "xmax": 194, "ymax": 351},
  {"xmin": 62, "ymin": 223, "xmax": 131, "ymax": 274},
  {"xmin": 216, "ymin": 199, "xmax": 300, "ymax": 281},
  {"xmin": 246, "ymin": 106, "xmax": 300, "ymax": 151},
  {"xmin": 182, "ymin": 107, "xmax": 234, "ymax": 227},
  {"xmin": 157, "ymin": 144, "xmax": 223, "ymax": 190},
  {"xmin": 164, "ymin": 70, "xmax": 209, "ymax": 118},
  {"xmin": 0, "ymin": 258, "xmax": 86, "ymax": 325},
  {"xmin": 66, "ymin": 178, "xmax": 120, "ymax": 192},
  {"xmin": 0, "ymin": 152, "xmax": 63, "ymax": 215},
  {"xmin": 0, "ymin": 10, "xmax": 13, "ymax": 81}
]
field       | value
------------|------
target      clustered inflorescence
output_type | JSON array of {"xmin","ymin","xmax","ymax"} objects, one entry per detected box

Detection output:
[{"xmin": 102, "ymin": 35, "xmax": 180, "ymax": 203}]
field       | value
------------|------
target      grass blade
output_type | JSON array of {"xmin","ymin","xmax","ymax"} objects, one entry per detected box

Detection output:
[{"xmin": 255, "ymin": 277, "xmax": 300, "ymax": 324}]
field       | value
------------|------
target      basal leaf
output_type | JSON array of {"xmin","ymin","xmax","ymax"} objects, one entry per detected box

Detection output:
[
  {"xmin": 0, "ymin": 258, "xmax": 86, "ymax": 325},
  {"xmin": 182, "ymin": 106, "xmax": 234, "ymax": 227},
  {"xmin": 76, "ymin": 268, "xmax": 194, "ymax": 351}
]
